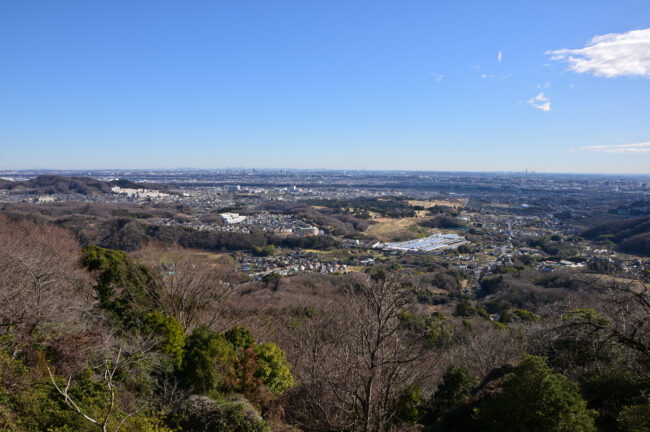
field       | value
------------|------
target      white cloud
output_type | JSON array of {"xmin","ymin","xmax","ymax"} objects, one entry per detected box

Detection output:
[
  {"xmin": 536, "ymin": 81, "xmax": 551, "ymax": 89},
  {"xmin": 497, "ymin": 51, "xmax": 503, "ymax": 62},
  {"xmin": 580, "ymin": 142, "xmax": 650, "ymax": 153},
  {"xmin": 428, "ymin": 73, "xmax": 444, "ymax": 82},
  {"xmin": 527, "ymin": 92, "xmax": 551, "ymax": 112},
  {"xmin": 481, "ymin": 73, "xmax": 494, "ymax": 79},
  {"xmin": 547, "ymin": 28, "xmax": 650, "ymax": 78}
]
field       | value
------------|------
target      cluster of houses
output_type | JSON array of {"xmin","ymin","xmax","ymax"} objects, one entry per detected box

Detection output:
[
  {"xmin": 147, "ymin": 211, "xmax": 321, "ymax": 237},
  {"xmin": 240, "ymin": 251, "xmax": 347, "ymax": 279}
]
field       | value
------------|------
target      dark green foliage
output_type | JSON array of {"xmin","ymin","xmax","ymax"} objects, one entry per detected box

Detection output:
[
  {"xmin": 480, "ymin": 275, "xmax": 505, "ymax": 295},
  {"xmin": 271, "ymin": 234, "xmax": 340, "ymax": 250},
  {"xmin": 475, "ymin": 355, "xmax": 597, "ymax": 432},
  {"xmin": 225, "ymin": 326, "xmax": 255, "ymax": 350},
  {"xmin": 252, "ymin": 245, "xmax": 275, "ymax": 257},
  {"xmin": 500, "ymin": 308, "xmax": 540, "ymax": 323},
  {"xmin": 424, "ymin": 365, "xmax": 477, "ymax": 426},
  {"xmin": 181, "ymin": 326, "xmax": 294, "ymax": 399},
  {"xmin": 0, "ymin": 339, "xmax": 30, "ymax": 431},
  {"xmin": 418, "ymin": 215, "xmax": 466, "ymax": 229},
  {"xmin": 581, "ymin": 371, "xmax": 650, "ymax": 432},
  {"xmin": 82, "ymin": 245, "xmax": 157, "ymax": 328},
  {"xmin": 145, "ymin": 311, "xmax": 186, "ymax": 369},
  {"xmin": 370, "ymin": 268, "xmax": 387, "ymax": 282},
  {"xmin": 181, "ymin": 326, "xmax": 237, "ymax": 394},
  {"xmin": 454, "ymin": 301, "xmax": 488, "ymax": 318},
  {"xmin": 261, "ymin": 272, "xmax": 281, "ymax": 284},
  {"xmin": 618, "ymin": 400, "xmax": 650, "ymax": 432},
  {"xmin": 391, "ymin": 384, "xmax": 422, "ymax": 425},
  {"xmin": 8, "ymin": 365, "xmax": 171, "ymax": 432},
  {"xmin": 26, "ymin": 370, "xmax": 110, "ymax": 431},
  {"xmin": 432, "ymin": 271, "xmax": 462, "ymax": 292}
]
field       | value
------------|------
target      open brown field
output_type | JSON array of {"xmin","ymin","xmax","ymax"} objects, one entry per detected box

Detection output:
[
  {"xmin": 365, "ymin": 217, "xmax": 433, "ymax": 242},
  {"xmin": 407, "ymin": 198, "xmax": 468, "ymax": 209}
]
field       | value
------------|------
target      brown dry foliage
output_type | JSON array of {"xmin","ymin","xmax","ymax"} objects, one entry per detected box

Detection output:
[{"xmin": 0, "ymin": 216, "xmax": 93, "ymax": 340}]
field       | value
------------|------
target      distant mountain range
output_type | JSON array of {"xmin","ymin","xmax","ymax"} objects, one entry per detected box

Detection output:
[{"xmin": 0, "ymin": 175, "xmax": 169, "ymax": 196}]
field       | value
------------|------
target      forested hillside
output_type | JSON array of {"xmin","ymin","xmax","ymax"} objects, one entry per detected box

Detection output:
[
  {"xmin": 0, "ymin": 175, "xmax": 170, "ymax": 195},
  {"xmin": 583, "ymin": 217, "xmax": 650, "ymax": 256},
  {"xmin": 1, "ymin": 216, "xmax": 649, "ymax": 432}
]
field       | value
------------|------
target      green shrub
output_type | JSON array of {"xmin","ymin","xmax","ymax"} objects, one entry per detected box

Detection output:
[
  {"xmin": 145, "ymin": 311, "xmax": 186, "ymax": 369},
  {"xmin": 82, "ymin": 245, "xmax": 157, "ymax": 328},
  {"xmin": 475, "ymin": 355, "xmax": 597, "ymax": 432},
  {"xmin": 181, "ymin": 326, "xmax": 237, "ymax": 394},
  {"xmin": 225, "ymin": 326, "xmax": 255, "ymax": 350},
  {"xmin": 171, "ymin": 395, "xmax": 270, "ymax": 432},
  {"xmin": 253, "ymin": 343, "xmax": 294, "ymax": 396},
  {"xmin": 618, "ymin": 400, "xmax": 650, "ymax": 432}
]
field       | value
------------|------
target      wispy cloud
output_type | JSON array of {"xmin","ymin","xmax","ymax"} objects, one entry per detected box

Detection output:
[
  {"xmin": 481, "ymin": 73, "xmax": 494, "ymax": 79},
  {"xmin": 497, "ymin": 51, "xmax": 503, "ymax": 62},
  {"xmin": 428, "ymin": 72, "xmax": 444, "ymax": 82},
  {"xmin": 547, "ymin": 28, "xmax": 650, "ymax": 78},
  {"xmin": 581, "ymin": 142, "xmax": 650, "ymax": 153},
  {"xmin": 536, "ymin": 81, "xmax": 551, "ymax": 89},
  {"xmin": 527, "ymin": 92, "xmax": 551, "ymax": 112}
]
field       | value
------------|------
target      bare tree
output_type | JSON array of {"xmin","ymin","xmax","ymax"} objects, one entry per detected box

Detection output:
[
  {"xmin": 135, "ymin": 249, "xmax": 236, "ymax": 331},
  {"xmin": 445, "ymin": 319, "xmax": 525, "ymax": 379},
  {"xmin": 598, "ymin": 274, "xmax": 650, "ymax": 361},
  {"xmin": 526, "ymin": 272, "xmax": 650, "ymax": 377},
  {"xmin": 285, "ymin": 272, "xmax": 437, "ymax": 432},
  {"xmin": 0, "ymin": 217, "xmax": 93, "ymax": 339}
]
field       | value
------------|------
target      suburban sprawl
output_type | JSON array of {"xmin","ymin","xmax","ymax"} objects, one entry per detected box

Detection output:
[{"xmin": 1, "ymin": 169, "xmax": 650, "ymax": 432}]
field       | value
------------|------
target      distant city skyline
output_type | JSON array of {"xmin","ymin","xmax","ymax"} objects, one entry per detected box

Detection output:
[
  {"xmin": 1, "ymin": 1, "xmax": 650, "ymax": 174},
  {"xmin": 3, "ymin": 168, "xmax": 650, "ymax": 179}
]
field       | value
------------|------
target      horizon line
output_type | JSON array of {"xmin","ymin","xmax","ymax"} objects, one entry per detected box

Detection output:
[{"xmin": 1, "ymin": 167, "xmax": 650, "ymax": 177}]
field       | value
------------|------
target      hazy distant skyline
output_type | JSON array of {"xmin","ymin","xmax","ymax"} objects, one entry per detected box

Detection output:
[{"xmin": 1, "ymin": 1, "xmax": 650, "ymax": 173}]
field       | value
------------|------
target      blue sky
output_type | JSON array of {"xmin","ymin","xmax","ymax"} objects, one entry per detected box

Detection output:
[{"xmin": 1, "ymin": 1, "xmax": 649, "ymax": 173}]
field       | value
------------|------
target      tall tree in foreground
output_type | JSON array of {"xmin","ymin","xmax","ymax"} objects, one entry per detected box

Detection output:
[
  {"xmin": 475, "ymin": 355, "xmax": 596, "ymax": 432},
  {"xmin": 285, "ymin": 271, "xmax": 436, "ymax": 432}
]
